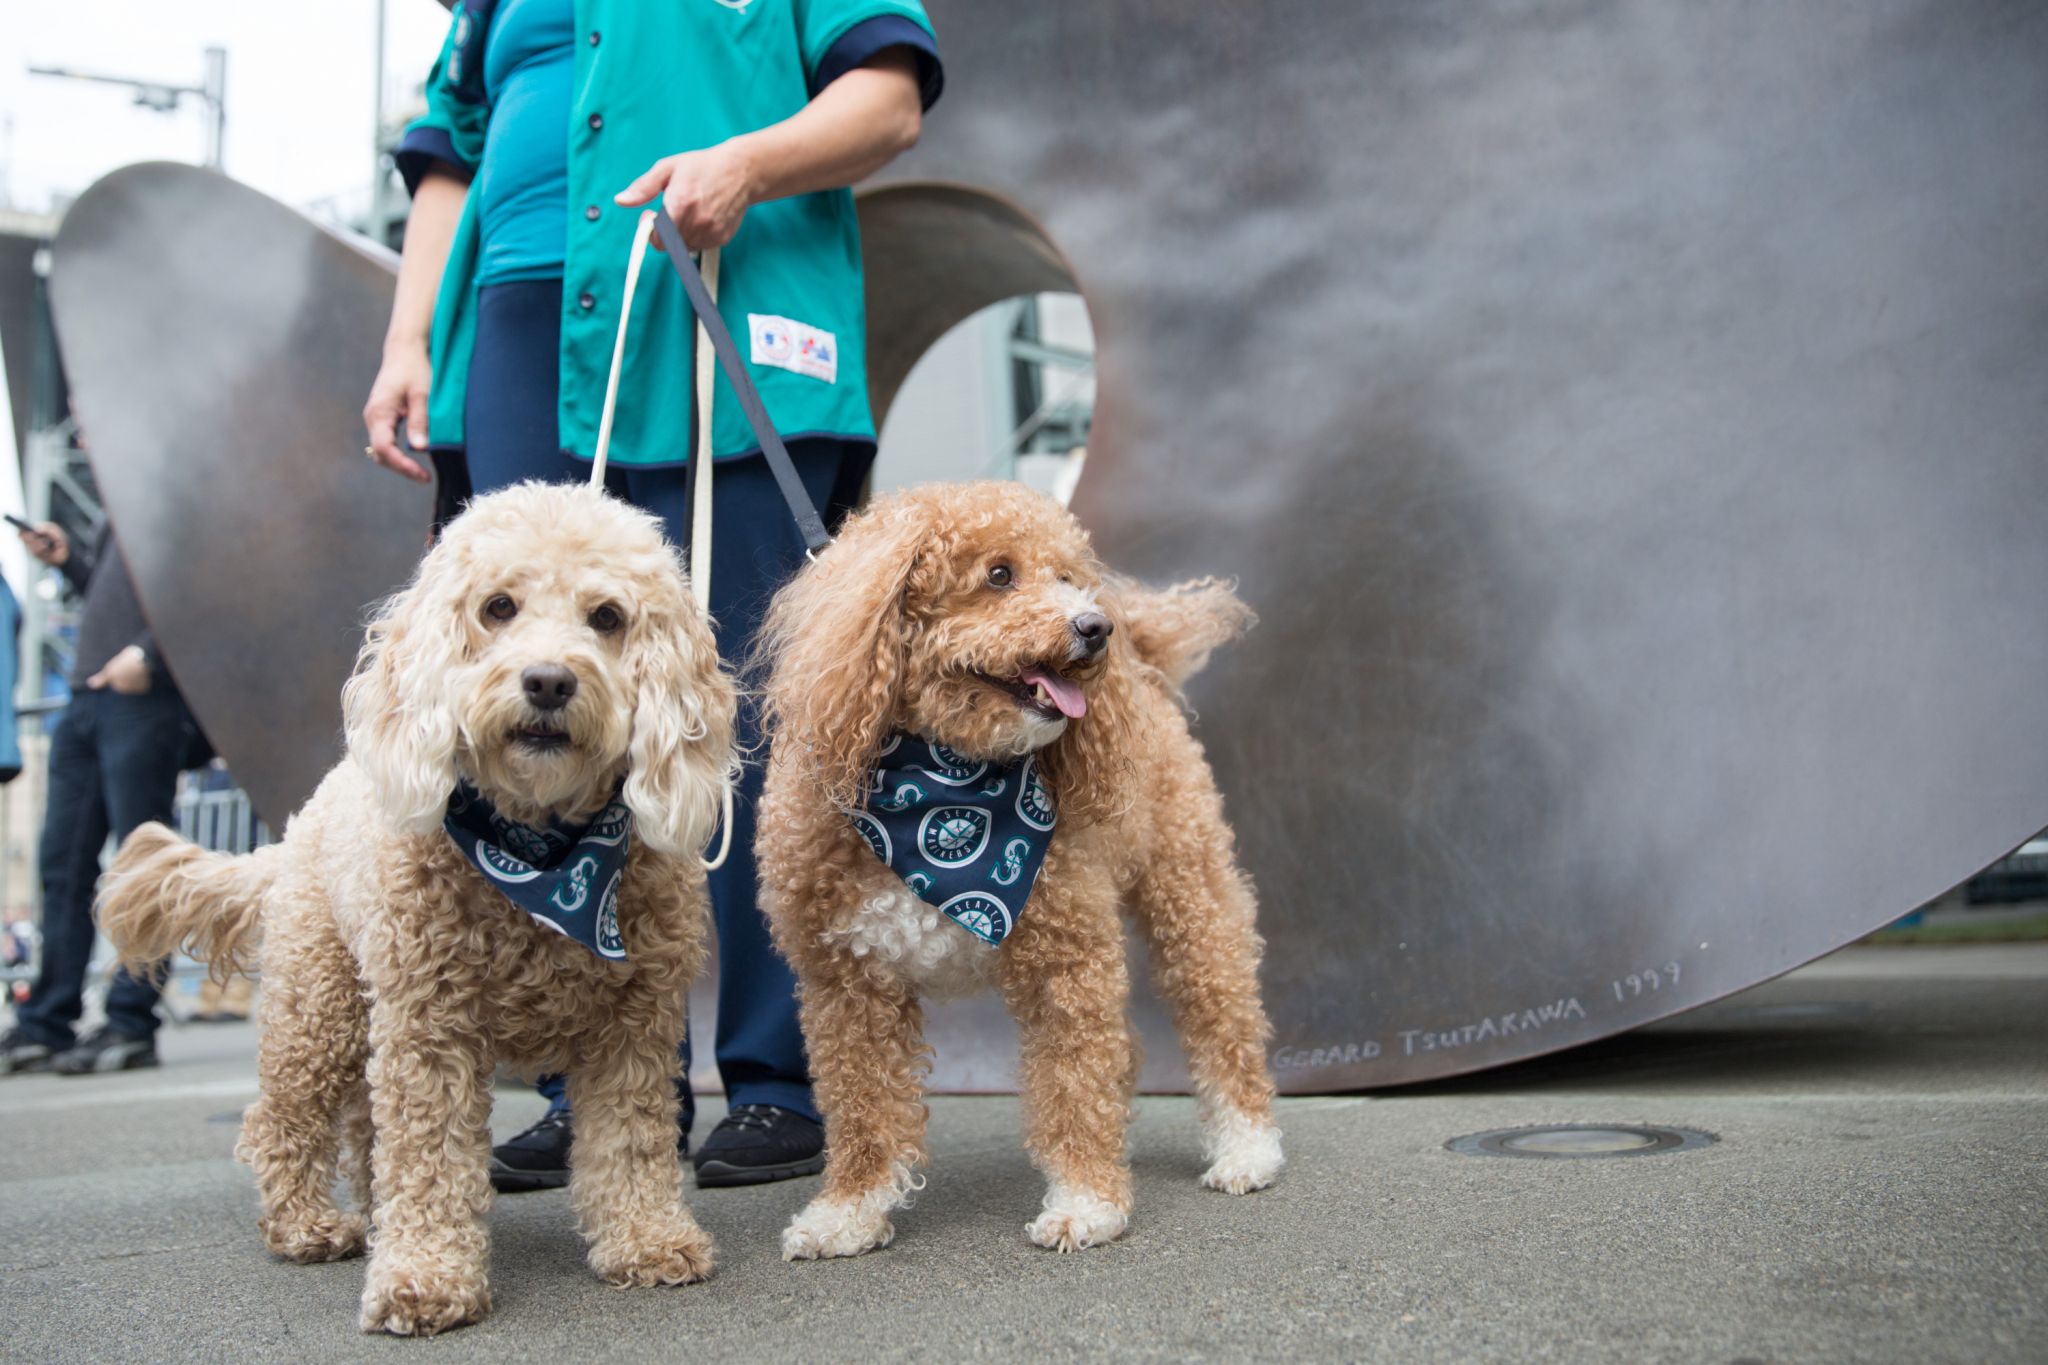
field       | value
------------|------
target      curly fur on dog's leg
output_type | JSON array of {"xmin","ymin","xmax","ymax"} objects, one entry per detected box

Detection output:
[
  {"xmin": 999, "ymin": 887, "xmax": 1136, "ymax": 1253},
  {"xmin": 340, "ymin": 1080, "xmax": 373, "ymax": 1217},
  {"xmin": 782, "ymin": 973, "xmax": 930, "ymax": 1261},
  {"xmin": 236, "ymin": 895, "xmax": 370, "ymax": 1263},
  {"xmin": 568, "ymin": 994, "xmax": 713, "ymax": 1288},
  {"xmin": 357, "ymin": 977, "xmax": 496, "ymax": 1337},
  {"xmin": 1131, "ymin": 790, "xmax": 1284, "ymax": 1195}
]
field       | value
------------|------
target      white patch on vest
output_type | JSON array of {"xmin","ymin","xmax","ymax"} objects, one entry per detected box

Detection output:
[
  {"xmin": 822, "ymin": 880, "xmax": 999, "ymax": 999},
  {"xmin": 749, "ymin": 313, "xmax": 838, "ymax": 384}
]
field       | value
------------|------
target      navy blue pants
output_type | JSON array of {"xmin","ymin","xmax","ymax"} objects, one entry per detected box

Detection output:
[
  {"xmin": 16, "ymin": 687, "xmax": 196, "ymax": 1046},
  {"xmin": 462, "ymin": 278, "xmax": 868, "ymax": 1129}
]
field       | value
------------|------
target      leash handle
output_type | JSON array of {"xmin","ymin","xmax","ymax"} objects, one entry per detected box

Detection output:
[
  {"xmin": 650, "ymin": 211, "xmax": 833, "ymax": 555},
  {"xmin": 591, "ymin": 209, "xmax": 737, "ymax": 872}
]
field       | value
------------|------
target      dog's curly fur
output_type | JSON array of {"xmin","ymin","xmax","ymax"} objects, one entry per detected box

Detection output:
[
  {"xmin": 96, "ymin": 484, "xmax": 735, "ymax": 1335},
  {"xmin": 754, "ymin": 481, "xmax": 1283, "ymax": 1260}
]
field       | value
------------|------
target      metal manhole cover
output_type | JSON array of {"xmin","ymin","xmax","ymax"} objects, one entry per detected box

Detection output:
[{"xmin": 1446, "ymin": 1124, "xmax": 1717, "ymax": 1159}]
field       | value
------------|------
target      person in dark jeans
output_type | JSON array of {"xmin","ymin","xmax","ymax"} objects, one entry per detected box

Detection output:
[{"xmin": 0, "ymin": 519, "xmax": 200, "ymax": 1076}]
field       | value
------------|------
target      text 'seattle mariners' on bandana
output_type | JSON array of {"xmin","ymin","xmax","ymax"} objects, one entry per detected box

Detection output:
[
  {"xmin": 445, "ymin": 782, "xmax": 633, "ymax": 959},
  {"xmin": 853, "ymin": 735, "xmax": 1058, "ymax": 947}
]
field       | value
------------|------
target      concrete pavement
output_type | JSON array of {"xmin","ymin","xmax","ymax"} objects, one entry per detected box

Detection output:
[{"xmin": 1, "ymin": 944, "xmax": 2043, "ymax": 1362}]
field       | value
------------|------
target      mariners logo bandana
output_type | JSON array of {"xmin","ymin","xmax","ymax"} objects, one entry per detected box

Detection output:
[
  {"xmin": 852, "ymin": 735, "xmax": 1058, "ymax": 947},
  {"xmin": 444, "ymin": 782, "xmax": 633, "ymax": 960}
]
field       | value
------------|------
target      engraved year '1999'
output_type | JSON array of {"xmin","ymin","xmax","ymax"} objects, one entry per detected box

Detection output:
[{"xmin": 1612, "ymin": 961, "xmax": 1681, "ymax": 1002}]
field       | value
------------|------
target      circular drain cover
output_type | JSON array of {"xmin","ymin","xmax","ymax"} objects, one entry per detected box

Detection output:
[{"xmin": 1447, "ymin": 1124, "xmax": 1717, "ymax": 1159}]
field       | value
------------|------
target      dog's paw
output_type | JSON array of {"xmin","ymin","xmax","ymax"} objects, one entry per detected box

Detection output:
[
  {"xmin": 261, "ymin": 1210, "xmax": 367, "ymax": 1263},
  {"xmin": 589, "ymin": 1223, "xmax": 716, "ymax": 1287},
  {"xmin": 358, "ymin": 1268, "xmax": 490, "ymax": 1337},
  {"xmin": 1025, "ymin": 1185, "xmax": 1128, "ymax": 1253},
  {"xmin": 1200, "ymin": 1111, "xmax": 1285, "ymax": 1195},
  {"xmin": 781, "ymin": 1196, "xmax": 895, "ymax": 1261}
]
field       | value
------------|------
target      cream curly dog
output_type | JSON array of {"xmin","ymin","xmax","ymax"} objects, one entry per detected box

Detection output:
[
  {"xmin": 754, "ymin": 481, "xmax": 1283, "ymax": 1260},
  {"xmin": 97, "ymin": 483, "xmax": 735, "ymax": 1335}
]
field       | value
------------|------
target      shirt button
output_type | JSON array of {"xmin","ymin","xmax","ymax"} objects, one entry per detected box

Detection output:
[
  {"xmin": 584, "ymin": 204, "xmax": 601, "ymax": 221},
  {"xmin": 588, "ymin": 30, "xmax": 600, "ymax": 45},
  {"xmin": 578, "ymin": 291, "xmax": 596, "ymax": 310},
  {"xmin": 587, "ymin": 113, "xmax": 604, "ymax": 132}
]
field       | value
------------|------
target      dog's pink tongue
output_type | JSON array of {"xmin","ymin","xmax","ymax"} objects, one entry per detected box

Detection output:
[{"xmin": 1022, "ymin": 666, "xmax": 1088, "ymax": 719}]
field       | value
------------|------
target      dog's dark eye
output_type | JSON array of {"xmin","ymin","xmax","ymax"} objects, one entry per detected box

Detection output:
[
  {"xmin": 484, "ymin": 595, "xmax": 518, "ymax": 624},
  {"xmin": 588, "ymin": 604, "xmax": 624, "ymax": 635},
  {"xmin": 986, "ymin": 563, "xmax": 1014, "ymax": 589}
]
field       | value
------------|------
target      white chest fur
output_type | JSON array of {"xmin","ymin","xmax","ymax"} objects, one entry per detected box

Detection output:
[{"xmin": 822, "ymin": 879, "xmax": 1001, "ymax": 999}]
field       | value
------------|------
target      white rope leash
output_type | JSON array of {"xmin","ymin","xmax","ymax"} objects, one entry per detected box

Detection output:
[{"xmin": 592, "ymin": 208, "xmax": 734, "ymax": 872}]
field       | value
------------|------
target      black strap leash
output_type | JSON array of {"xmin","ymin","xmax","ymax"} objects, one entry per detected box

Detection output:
[{"xmin": 649, "ymin": 213, "xmax": 833, "ymax": 556}]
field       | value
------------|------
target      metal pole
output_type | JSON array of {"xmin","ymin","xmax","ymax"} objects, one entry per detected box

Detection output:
[
  {"xmin": 369, "ymin": 0, "xmax": 388, "ymax": 236},
  {"xmin": 202, "ymin": 47, "xmax": 227, "ymax": 170}
]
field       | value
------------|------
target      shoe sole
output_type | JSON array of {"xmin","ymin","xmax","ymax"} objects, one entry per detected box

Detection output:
[
  {"xmin": 489, "ymin": 1162, "xmax": 570, "ymax": 1194},
  {"xmin": 692, "ymin": 1152, "xmax": 826, "ymax": 1188},
  {"xmin": 0, "ymin": 1057, "xmax": 54, "ymax": 1076},
  {"xmin": 56, "ymin": 1052, "xmax": 158, "ymax": 1076}
]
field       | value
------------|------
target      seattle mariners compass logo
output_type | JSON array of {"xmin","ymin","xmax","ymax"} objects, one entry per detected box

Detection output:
[
  {"xmin": 595, "ymin": 872, "xmax": 625, "ymax": 959},
  {"xmin": 583, "ymin": 803, "xmax": 631, "ymax": 847},
  {"xmin": 918, "ymin": 805, "xmax": 990, "ymax": 867},
  {"xmin": 920, "ymin": 743, "xmax": 987, "ymax": 787},
  {"xmin": 939, "ymin": 891, "xmax": 1014, "ymax": 947},
  {"xmin": 1015, "ymin": 758, "xmax": 1056, "ymax": 831},
  {"xmin": 852, "ymin": 812, "xmax": 891, "ymax": 865},
  {"xmin": 490, "ymin": 815, "xmax": 560, "ymax": 866},
  {"xmin": 480, "ymin": 843, "xmax": 541, "ymax": 883}
]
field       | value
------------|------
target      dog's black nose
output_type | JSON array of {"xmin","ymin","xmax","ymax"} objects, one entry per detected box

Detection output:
[
  {"xmin": 1072, "ymin": 612, "xmax": 1114, "ymax": 656},
  {"xmin": 522, "ymin": 663, "xmax": 579, "ymax": 712}
]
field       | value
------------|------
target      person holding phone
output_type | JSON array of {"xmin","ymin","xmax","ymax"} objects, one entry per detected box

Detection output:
[{"xmin": 361, "ymin": 0, "xmax": 942, "ymax": 1189}]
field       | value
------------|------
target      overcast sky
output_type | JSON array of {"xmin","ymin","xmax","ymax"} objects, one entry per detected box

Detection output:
[{"xmin": 1, "ymin": 1, "xmax": 452, "ymax": 218}]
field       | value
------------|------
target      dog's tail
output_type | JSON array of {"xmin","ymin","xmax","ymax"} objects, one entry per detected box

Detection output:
[
  {"xmin": 95, "ymin": 824, "xmax": 283, "ymax": 981},
  {"xmin": 1113, "ymin": 575, "xmax": 1255, "ymax": 688}
]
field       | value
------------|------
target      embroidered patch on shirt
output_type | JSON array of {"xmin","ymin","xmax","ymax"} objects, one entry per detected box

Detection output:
[{"xmin": 749, "ymin": 313, "xmax": 838, "ymax": 384}]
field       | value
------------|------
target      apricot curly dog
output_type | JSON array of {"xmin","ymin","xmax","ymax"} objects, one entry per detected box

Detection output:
[
  {"xmin": 755, "ymin": 480, "xmax": 1283, "ymax": 1260},
  {"xmin": 96, "ymin": 483, "xmax": 735, "ymax": 1334}
]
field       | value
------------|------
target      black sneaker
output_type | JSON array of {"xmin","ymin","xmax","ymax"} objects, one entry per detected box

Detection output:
[
  {"xmin": 490, "ymin": 1107, "xmax": 692, "ymax": 1194},
  {"xmin": 490, "ymin": 1110, "xmax": 575, "ymax": 1193},
  {"xmin": 691, "ymin": 1104, "xmax": 825, "ymax": 1187},
  {"xmin": 0, "ymin": 1027, "xmax": 56, "ymax": 1076},
  {"xmin": 51, "ymin": 1027, "xmax": 158, "ymax": 1075}
]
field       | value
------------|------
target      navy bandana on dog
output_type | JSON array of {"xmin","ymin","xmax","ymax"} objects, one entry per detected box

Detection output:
[
  {"xmin": 444, "ymin": 783, "xmax": 633, "ymax": 960},
  {"xmin": 852, "ymin": 735, "xmax": 1058, "ymax": 947}
]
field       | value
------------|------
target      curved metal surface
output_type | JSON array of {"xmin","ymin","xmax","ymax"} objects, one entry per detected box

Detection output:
[
  {"xmin": 863, "ymin": 0, "xmax": 2048, "ymax": 1089},
  {"xmin": 40, "ymin": 0, "xmax": 2048, "ymax": 1093},
  {"xmin": 49, "ymin": 163, "xmax": 433, "ymax": 827}
]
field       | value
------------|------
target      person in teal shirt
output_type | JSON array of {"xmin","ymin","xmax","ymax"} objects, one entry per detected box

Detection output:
[{"xmin": 363, "ymin": 0, "xmax": 941, "ymax": 1191}]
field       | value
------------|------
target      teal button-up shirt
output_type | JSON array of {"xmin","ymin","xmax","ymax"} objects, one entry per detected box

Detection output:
[{"xmin": 400, "ymin": 0, "xmax": 939, "ymax": 466}]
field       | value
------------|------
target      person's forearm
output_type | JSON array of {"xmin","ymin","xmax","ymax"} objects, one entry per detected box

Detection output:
[
  {"xmin": 385, "ymin": 169, "xmax": 468, "ymax": 353},
  {"xmin": 731, "ymin": 55, "xmax": 922, "ymax": 202}
]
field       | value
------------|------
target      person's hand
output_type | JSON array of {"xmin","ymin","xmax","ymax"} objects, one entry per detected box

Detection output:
[
  {"xmin": 614, "ymin": 142, "xmax": 757, "ymax": 251},
  {"xmin": 87, "ymin": 645, "xmax": 152, "ymax": 695},
  {"xmin": 18, "ymin": 521, "xmax": 68, "ymax": 567},
  {"xmin": 362, "ymin": 339, "xmax": 434, "ymax": 483}
]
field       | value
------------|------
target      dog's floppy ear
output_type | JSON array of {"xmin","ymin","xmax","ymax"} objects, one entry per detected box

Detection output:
[
  {"xmin": 623, "ymin": 572, "xmax": 738, "ymax": 856},
  {"xmin": 341, "ymin": 542, "xmax": 467, "ymax": 835},
  {"xmin": 756, "ymin": 500, "xmax": 924, "ymax": 810}
]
